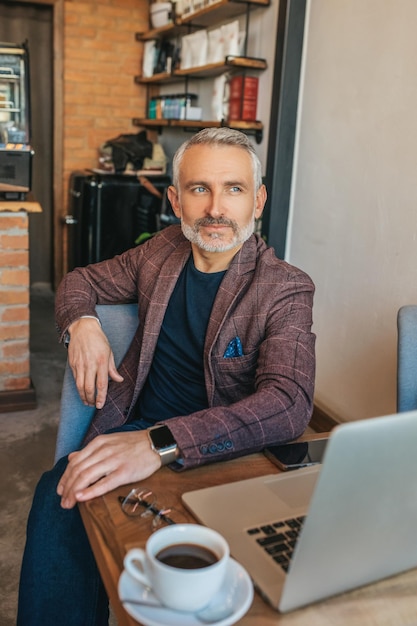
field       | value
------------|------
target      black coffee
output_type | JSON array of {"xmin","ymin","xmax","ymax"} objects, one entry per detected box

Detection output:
[{"xmin": 156, "ymin": 543, "xmax": 219, "ymax": 570}]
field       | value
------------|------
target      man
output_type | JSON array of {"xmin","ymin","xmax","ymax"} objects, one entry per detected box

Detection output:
[{"xmin": 17, "ymin": 128, "xmax": 315, "ymax": 625}]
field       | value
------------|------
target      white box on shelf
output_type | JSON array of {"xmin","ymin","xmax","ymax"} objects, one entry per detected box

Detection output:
[{"xmin": 185, "ymin": 106, "xmax": 202, "ymax": 120}]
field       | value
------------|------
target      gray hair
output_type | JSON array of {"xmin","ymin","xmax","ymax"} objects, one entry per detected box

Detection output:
[{"xmin": 172, "ymin": 128, "xmax": 262, "ymax": 191}]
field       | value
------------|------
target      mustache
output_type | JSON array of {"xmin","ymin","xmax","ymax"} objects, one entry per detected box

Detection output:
[{"xmin": 194, "ymin": 217, "xmax": 237, "ymax": 230}]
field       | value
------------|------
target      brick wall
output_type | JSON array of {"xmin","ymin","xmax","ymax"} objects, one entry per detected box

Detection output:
[
  {"xmin": 1, "ymin": 2, "xmax": 149, "ymax": 402},
  {"xmin": 62, "ymin": 0, "xmax": 149, "ymax": 202},
  {"xmin": 0, "ymin": 212, "xmax": 30, "ymax": 393}
]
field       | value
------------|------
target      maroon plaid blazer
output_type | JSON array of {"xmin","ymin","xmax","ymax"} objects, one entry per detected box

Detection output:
[{"xmin": 55, "ymin": 226, "xmax": 316, "ymax": 469}]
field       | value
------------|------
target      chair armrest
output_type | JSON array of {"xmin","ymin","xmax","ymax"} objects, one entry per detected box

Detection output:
[
  {"xmin": 54, "ymin": 303, "xmax": 138, "ymax": 462},
  {"xmin": 397, "ymin": 305, "xmax": 417, "ymax": 412}
]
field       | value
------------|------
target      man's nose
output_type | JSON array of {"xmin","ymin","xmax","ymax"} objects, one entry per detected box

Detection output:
[{"xmin": 206, "ymin": 191, "xmax": 223, "ymax": 217}]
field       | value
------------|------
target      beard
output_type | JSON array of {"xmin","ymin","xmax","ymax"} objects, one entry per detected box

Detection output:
[{"xmin": 181, "ymin": 216, "xmax": 255, "ymax": 253}]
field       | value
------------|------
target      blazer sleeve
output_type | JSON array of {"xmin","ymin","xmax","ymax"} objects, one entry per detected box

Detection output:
[{"xmin": 55, "ymin": 246, "xmax": 144, "ymax": 341}]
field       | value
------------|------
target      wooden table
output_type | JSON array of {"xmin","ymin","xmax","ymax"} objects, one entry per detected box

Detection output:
[{"xmin": 79, "ymin": 448, "xmax": 417, "ymax": 626}]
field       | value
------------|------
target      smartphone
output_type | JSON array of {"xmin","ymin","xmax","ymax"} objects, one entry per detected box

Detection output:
[{"xmin": 264, "ymin": 437, "xmax": 329, "ymax": 471}]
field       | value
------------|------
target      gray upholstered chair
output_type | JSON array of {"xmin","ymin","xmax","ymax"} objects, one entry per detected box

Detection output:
[
  {"xmin": 397, "ymin": 305, "xmax": 417, "ymax": 412},
  {"xmin": 54, "ymin": 303, "xmax": 138, "ymax": 462}
]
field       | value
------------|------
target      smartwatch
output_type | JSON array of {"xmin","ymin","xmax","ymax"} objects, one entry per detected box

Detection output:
[{"xmin": 147, "ymin": 424, "xmax": 179, "ymax": 466}]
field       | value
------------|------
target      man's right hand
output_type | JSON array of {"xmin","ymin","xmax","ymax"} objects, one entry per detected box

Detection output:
[
  {"xmin": 57, "ymin": 430, "xmax": 162, "ymax": 508},
  {"xmin": 67, "ymin": 317, "xmax": 124, "ymax": 409}
]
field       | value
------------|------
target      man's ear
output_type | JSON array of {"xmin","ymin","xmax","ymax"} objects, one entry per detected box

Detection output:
[
  {"xmin": 167, "ymin": 186, "xmax": 181, "ymax": 219},
  {"xmin": 255, "ymin": 184, "xmax": 267, "ymax": 219}
]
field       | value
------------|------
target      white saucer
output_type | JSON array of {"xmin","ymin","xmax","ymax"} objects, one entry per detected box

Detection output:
[{"xmin": 118, "ymin": 557, "xmax": 254, "ymax": 626}]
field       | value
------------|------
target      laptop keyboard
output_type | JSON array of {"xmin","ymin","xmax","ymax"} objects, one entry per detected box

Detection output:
[{"xmin": 247, "ymin": 516, "xmax": 306, "ymax": 572}]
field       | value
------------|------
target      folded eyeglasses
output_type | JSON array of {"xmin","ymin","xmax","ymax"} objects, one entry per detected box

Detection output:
[{"xmin": 118, "ymin": 487, "xmax": 187, "ymax": 530}]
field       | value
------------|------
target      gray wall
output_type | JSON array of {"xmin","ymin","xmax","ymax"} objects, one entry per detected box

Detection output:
[{"xmin": 288, "ymin": 0, "xmax": 417, "ymax": 421}]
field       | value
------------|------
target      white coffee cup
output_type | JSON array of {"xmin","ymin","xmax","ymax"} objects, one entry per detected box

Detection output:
[{"xmin": 123, "ymin": 523, "xmax": 230, "ymax": 612}]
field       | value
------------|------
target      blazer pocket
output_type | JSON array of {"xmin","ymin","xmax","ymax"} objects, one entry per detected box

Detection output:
[{"xmin": 212, "ymin": 349, "xmax": 259, "ymax": 398}]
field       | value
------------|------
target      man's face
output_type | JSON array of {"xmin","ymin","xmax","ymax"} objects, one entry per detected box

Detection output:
[{"xmin": 168, "ymin": 144, "xmax": 266, "ymax": 254}]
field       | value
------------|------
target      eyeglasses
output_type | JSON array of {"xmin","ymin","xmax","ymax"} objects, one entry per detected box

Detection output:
[{"xmin": 118, "ymin": 487, "xmax": 187, "ymax": 530}]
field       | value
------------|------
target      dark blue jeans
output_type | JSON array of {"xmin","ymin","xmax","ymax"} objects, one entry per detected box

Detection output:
[
  {"xmin": 17, "ymin": 456, "xmax": 109, "ymax": 626},
  {"xmin": 17, "ymin": 421, "xmax": 152, "ymax": 626}
]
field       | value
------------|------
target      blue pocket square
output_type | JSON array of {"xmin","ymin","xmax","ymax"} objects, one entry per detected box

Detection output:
[{"xmin": 223, "ymin": 336, "xmax": 243, "ymax": 358}]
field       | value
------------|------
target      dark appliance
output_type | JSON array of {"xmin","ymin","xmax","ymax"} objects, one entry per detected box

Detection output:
[
  {"xmin": 0, "ymin": 41, "xmax": 33, "ymax": 200},
  {"xmin": 65, "ymin": 170, "xmax": 174, "ymax": 271}
]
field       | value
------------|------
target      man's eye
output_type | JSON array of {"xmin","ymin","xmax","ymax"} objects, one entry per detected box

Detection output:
[
  {"xmin": 230, "ymin": 186, "xmax": 242, "ymax": 193},
  {"xmin": 194, "ymin": 186, "xmax": 207, "ymax": 193}
]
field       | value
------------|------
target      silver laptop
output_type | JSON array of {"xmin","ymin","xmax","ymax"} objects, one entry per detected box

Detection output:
[{"xmin": 182, "ymin": 411, "xmax": 417, "ymax": 612}]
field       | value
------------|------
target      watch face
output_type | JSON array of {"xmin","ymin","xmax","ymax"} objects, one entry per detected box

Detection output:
[{"xmin": 150, "ymin": 426, "xmax": 176, "ymax": 449}]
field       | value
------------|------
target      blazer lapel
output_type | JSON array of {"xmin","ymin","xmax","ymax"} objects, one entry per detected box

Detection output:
[
  {"xmin": 132, "ymin": 241, "xmax": 192, "ymax": 399},
  {"xmin": 204, "ymin": 235, "xmax": 259, "ymax": 353}
]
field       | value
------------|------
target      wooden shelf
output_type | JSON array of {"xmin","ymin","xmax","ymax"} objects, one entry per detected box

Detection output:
[
  {"xmin": 132, "ymin": 117, "xmax": 263, "ymax": 143},
  {"xmin": 135, "ymin": 56, "xmax": 267, "ymax": 84},
  {"xmin": 133, "ymin": 118, "xmax": 170, "ymax": 128},
  {"xmin": 135, "ymin": 72, "xmax": 174, "ymax": 85},
  {"xmin": 136, "ymin": 0, "xmax": 270, "ymax": 41},
  {"xmin": 173, "ymin": 55, "xmax": 267, "ymax": 78},
  {"xmin": 179, "ymin": 0, "xmax": 269, "ymax": 27}
]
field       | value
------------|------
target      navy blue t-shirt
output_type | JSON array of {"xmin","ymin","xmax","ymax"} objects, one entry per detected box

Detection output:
[{"xmin": 136, "ymin": 257, "xmax": 225, "ymax": 424}]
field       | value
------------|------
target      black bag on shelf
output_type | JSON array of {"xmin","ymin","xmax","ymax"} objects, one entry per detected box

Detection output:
[{"xmin": 103, "ymin": 130, "xmax": 153, "ymax": 173}]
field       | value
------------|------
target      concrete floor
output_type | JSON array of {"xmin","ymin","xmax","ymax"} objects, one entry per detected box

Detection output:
[
  {"xmin": 0, "ymin": 285, "xmax": 65, "ymax": 626},
  {"xmin": 0, "ymin": 285, "xmax": 122, "ymax": 626}
]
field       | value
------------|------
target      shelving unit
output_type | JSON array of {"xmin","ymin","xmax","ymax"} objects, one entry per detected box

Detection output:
[{"xmin": 133, "ymin": 0, "xmax": 270, "ymax": 143}]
